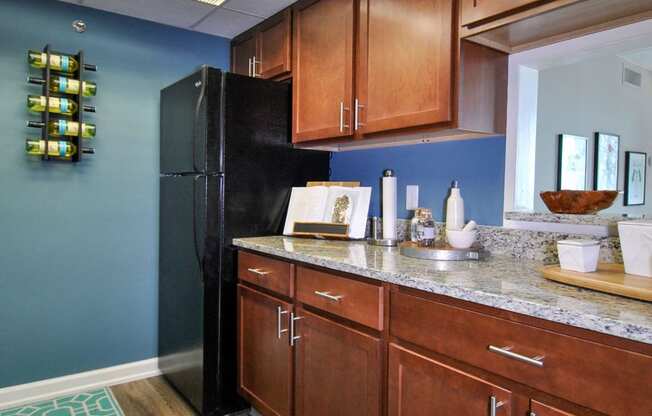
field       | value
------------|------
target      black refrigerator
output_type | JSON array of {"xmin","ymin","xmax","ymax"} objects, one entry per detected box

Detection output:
[{"xmin": 158, "ymin": 66, "xmax": 329, "ymax": 415}]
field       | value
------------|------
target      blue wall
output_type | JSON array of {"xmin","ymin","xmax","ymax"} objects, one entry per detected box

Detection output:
[
  {"xmin": 330, "ymin": 137, "xmax": 506, "ymax": 225},
  {"xmin": 0, "ymin": 0, "xmax": 229, "ymax": 388}
]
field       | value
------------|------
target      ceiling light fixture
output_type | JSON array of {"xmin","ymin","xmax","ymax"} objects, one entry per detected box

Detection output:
[{"xmin": 195, "ymin": 0, "xmax": 227, "ymax": 6}]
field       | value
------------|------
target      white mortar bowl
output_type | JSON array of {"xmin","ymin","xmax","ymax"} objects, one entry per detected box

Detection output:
[{"xmin": 447, "ymin": 230, "xmax": 477, "ymax": 249}]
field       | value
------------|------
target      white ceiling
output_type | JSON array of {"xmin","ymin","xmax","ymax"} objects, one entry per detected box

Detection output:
[{"xmin": 58, "ymin": 0, "xmax": 297, "ymax": 38}]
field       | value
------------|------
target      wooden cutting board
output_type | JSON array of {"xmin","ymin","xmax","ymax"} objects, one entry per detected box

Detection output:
[{"xmin": 540, "ymin": 263, "xmax": 652, "ymax": 302}]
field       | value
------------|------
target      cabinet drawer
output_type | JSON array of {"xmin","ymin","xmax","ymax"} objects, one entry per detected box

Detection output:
[
  {"xmin": 296, "ymin": 266, "xmax": 383, "ymax": 330},
  {"xmin": 238, "ymin": 252, "xmax": 292, "ymax": 297},
  {"xmin": 460, "ymin": 0, "xmax": 542, "ymax": 27},
  {"xmin": 390, "ymin": 291, "xmax": 652, "ymax": 416}
]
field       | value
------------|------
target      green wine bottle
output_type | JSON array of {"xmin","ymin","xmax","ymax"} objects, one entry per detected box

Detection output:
[
  {"xmin": 28, "ymin": 50, "xmax": 79, "ymax": 73},
  {"xmin": 25, "ymin": 139, "xmax": 95, "ymax": 158},
  {"xmin": 28, "ymin": 76, "xmax": 97, "ymax": 96},
  {"xmin": 27, "ymin": 120, "xmax": 96, "ymax": 138},
  {"xmin": 27, "ymin": 95, "xmax": 77, "ymax": 116}
]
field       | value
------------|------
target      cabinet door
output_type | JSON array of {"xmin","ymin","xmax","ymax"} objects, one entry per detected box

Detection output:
[
  {"xmin": 292, "ymin": 0, "xmax": 355, "ymax": 142},
  {"xmin": 238, "ymin": 285, "xmax": 293, "ymax": 416},
  {"xmin": 256, "ymin": 9, "xmax": 292, "ymax": 79},
  {"xmin": 460, "ymin": 0, "xmax": 541, "ymax": 26},
  {"xmin": 356, "ymin": 0, "xmax": 453, "ymax": 135},
  {"xmin": 232, "ymin": 34, "xmax": 256, "ymax": 77},
  {"xmin": 294, "ymin": 308, "xmax": 382, "ymax": 416},
  {"xmin": 531, "ymin": 400, "xmax": 575, "ymax": 416},
  {"xmin": 388, "ymin": 343, "xmax": 512, "ymax": 416}
]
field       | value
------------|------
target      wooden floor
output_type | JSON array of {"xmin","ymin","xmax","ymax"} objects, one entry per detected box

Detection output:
[{"xmin": 110, "ymin": 377, "xmax": 198, "ymax": 416}]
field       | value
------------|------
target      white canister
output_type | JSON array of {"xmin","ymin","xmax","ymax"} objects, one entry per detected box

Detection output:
[
  {"xmin": 557, "ymin": 239, "xmax": 600, "ymax": 273},
  {"xmin": 618, "ymin": 220, "xmax": 652, "ymax": 278}
]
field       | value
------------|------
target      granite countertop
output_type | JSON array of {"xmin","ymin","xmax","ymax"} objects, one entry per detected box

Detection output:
[
  {"xmin": 232, "ymin": 236, "xmax": 652, "ymax": 345},
  {"xmin": 504, "ymin": 211, "xmax": 640, "ymax": 226}
]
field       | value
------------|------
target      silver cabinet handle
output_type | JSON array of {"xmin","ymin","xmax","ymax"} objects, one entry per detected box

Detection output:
[
  {"xmin": 290, "ymin": 312, "xmax": 303, "ymax": 347},
  {"xmin": 489, "ymin": 396, "xmax": 505, "ymax": 416},
  {"xmin": 252, "ymin": 56, "xmax": 261, "ymax": 77},
  {"xmin": 277, "ymin": 306, "xmax": 289, "ymax": 339},
  {"xmin": 339, "ymin": 102, "xmax": 350, "ymax": 133},
  {"xmin": 248, "ymin": 58, "xmax": 252, "ymax": 77},
  {"xmin": 247, "ymin": 268, "xmax": 271, "ymax": 276},
  {"xmin": 488, "ymin": 345, "xmax": 545, "ymax": 368},
  {"xmin": 354, "ymin": 98, "xmax": 365, "ymax": 130},
  {"xmin": 529, "ymin": 412, "xmax": 537, "ymax": 416},
  {"xmin": 314, "ymin": 290, "xmax": 343, "ymax": 302}
]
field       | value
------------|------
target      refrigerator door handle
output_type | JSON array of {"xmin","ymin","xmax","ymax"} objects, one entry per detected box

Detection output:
[
  {"xmin": 192, "ymin": 70, "xmax": 207, "ymax": 173},
  {"xmin": 192, "ymin": 175, "xmax": 205, "ymax": 281}
]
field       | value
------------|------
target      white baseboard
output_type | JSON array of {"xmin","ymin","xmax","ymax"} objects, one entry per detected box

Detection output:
[{"xmin": 0, "ymin": 357, "xmax": 161, "ymax": 410}]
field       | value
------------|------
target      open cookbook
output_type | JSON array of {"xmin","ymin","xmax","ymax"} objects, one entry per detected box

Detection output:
[{"xmin": 283, "ymin": 185, "xmax": 372, "ymax": 239}]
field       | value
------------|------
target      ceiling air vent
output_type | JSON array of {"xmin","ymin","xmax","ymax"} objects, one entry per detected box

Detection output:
[{"xmin": 623, "ymin": 65, "xmax": 642, "ymax": 88}]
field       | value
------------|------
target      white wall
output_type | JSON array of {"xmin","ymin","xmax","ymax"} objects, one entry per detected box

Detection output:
[{"xmin": 534, "ymin": 54, "xmax": 652, "ymax": 215}]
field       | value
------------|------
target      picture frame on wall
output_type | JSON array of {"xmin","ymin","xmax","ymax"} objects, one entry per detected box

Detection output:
[
  {"xmin": 624, "ymin": 151, "xmax": 647, "ymax": 206},
  {"xmin": 557, "ymin": 134, "xmax": 588, "ymax": 191},
  {"xmin": 593, "ymin": 132, "xmax": 620, "ymax": 191}
]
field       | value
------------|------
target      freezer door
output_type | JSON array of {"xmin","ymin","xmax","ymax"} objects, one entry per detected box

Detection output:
[
  {"xmin": 160, "ymin": 67, "xmax": 218, "ymax": 174},
  {"xmin": 159, "ymin": 174, "xmax": 206, "ymax": 412}
]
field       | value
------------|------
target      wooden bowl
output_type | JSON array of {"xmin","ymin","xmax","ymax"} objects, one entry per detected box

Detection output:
[{"xmin": 539, "ymin": 191, "xmax": 619, "ymax": 215}]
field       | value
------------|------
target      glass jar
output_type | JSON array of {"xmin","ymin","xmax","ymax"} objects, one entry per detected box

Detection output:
[{"xmin": 410, "ymin": 208, "xmax": 436, "ymax": 247}]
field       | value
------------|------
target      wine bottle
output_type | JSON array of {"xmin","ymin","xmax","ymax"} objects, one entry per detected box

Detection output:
[
  {"xmin": 25, "ymin": 139, "xmax": 95, "ymax": 158},
  {"xmin": 27, "ymin": 120, "xmax": 96, "ymax": 138},
  {"xmin": 28, "ymin": 50, "xmax": 97, "ymax": 73},
  {"xmin": 28, "ymin": 76, "xmax": 97, "ymax": 96},
  {"xmin": 26, "ymin": 95, "xmax": 95, "ymax": 115},
  {"xmin": 27, "ymin": 95, "xmax": 76, "ymax": 115}
]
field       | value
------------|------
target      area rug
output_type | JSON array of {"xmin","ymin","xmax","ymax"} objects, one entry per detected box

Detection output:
[{"xmin": 0, "ymin": 388, "xmax": 124, "ymax": 416}]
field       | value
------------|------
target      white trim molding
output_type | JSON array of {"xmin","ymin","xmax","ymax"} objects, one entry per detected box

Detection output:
[{"xmin": 0, "ymin": 358, "xmax": 160, "ymax": 410}]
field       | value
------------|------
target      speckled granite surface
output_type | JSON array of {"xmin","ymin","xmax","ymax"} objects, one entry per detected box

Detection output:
[
  {"xmin": 505, "ymin": 211, "xmax": 640, "ymax": 226},
  {"xmin": 232, "ymin": 236, "xmax": 652, "ymax": 345}
]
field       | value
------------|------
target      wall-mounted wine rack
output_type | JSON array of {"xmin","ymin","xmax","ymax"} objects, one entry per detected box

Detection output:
[{"xmin": 27, "ymin": 44, "xmax": 97, "ymax": 162}]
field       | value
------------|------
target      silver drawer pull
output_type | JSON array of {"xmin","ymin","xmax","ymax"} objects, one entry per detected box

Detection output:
[
  {"xmin": 314, "ymin": 290, "xmax": 344, "ymax": 302},
  {"xmin": 488, "ymin": 345, "xmax": 545, "ymax": 368},
  {"xmin": 489, "ymin": 396, "xmax": 505, "ymax": 416},
  {"xmin": 247, "ymin": 268, "xmax": 271, "ymax": 276},
  {"xmin": 290, "ymin": 312, "xmax": 303, "ymax": 347},
  {"xmin": 277, "ymin": 306, "xmax": 289, "ymax": 339}
]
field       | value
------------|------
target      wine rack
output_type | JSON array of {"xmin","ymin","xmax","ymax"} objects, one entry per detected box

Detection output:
[{"xmin": 27, "ymin": 44, "xmax": 97, "ymax": 162}]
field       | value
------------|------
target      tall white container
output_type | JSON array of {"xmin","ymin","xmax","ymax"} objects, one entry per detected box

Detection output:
[
  {"xmin": 446, "ymin": 180, "xmax": 465, "ymax": 230},
  {"xmin": 618, "ymin": 220, "xmax": 652, "ymax": 278},
  {"xmin": 382, "ymin": 169, "xmax": 397, "ymax": 240}
]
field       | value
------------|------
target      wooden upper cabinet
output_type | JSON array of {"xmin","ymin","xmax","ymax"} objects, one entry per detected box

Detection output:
[
  {"xmin": 388, "ymin": 343, "xmax": 512, "ymax": 416},
  {"xmin": 232, "ymin": 33, "xmax": 256, "ymax": 77},
  {"xmin": 294, "ymin": 308, "xmax": 382, "ymax": 416},
  {"xmin": 238, "ymin": 285, "xmax": 293, "ymax": 416},
  {"xmin": 356, "ymin": 0, "xmax": 453, "ymax": 134},
  {"xmin": 256, "ymin": 9, "xmax": 292, "ymax": 79},
  {"xmin": 530, "ymin": 400, "xmax": 576, "ymax": 416},
  {"xmin": 292, "ymin": 0, "xmax": 355, "ymax": 142},
  {"xmin": 460, "ymin": 0, "xmax": 542, "ymax": 26}
]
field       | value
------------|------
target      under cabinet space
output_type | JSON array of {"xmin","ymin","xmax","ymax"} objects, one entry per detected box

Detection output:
[
  {"xmin": 460, "ymin": 0, "xmax": 543, "ymax": 27},
  {"xmin": 238, "ymin": 285, "xmax": 294, "ymax": 416},
  {"xmin": 294, "ymin": 308, "xmax": 382, "ymax": 416},
  {"xmin": 388, "ymin": 343, "xmax": 513, "ymax": 416}
]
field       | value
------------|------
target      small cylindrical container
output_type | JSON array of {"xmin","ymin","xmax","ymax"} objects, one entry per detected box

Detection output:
[
  {"xmin": 411, "ymin": 208, "xmax": 436, "ymax": 247},
  {"xmin": 557, "ymin": 239, "xmax": 600, "ymax": 273}
]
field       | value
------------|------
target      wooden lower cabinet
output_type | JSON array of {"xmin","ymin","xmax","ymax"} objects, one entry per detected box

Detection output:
[
  {"xmin": 238, "ymin": 285, "xmax": 293, "ymax": 416},
  {"xmin": 530, "ymin": 400, "xmax": 575, "ymax": 416},
  {"xmin": 294, "ymin": 308, "xmax": 382, "ymax": 416},
  {"xmin": 388, "ymin": 343, "xmax": 512, "ymax": 416}
]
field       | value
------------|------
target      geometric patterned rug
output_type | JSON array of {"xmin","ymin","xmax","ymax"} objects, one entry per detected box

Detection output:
[{"xmin": 0, "ymin": 388, "xmax": 124, "ymax": 416}]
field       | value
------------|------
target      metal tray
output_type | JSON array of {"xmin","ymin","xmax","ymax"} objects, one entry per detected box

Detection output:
[{"xmin": 399, "ymin": 241, "xmax": 487, "ymax": 261}]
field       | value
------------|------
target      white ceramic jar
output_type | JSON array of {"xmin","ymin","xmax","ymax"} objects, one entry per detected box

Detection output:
[
  {"xmin": 557, "ymin": 239, "xmax": 600, "ymax": 273},
  {"xmin": 618, "ymin": 220, "xmax": 652, "ymax": 278}
]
